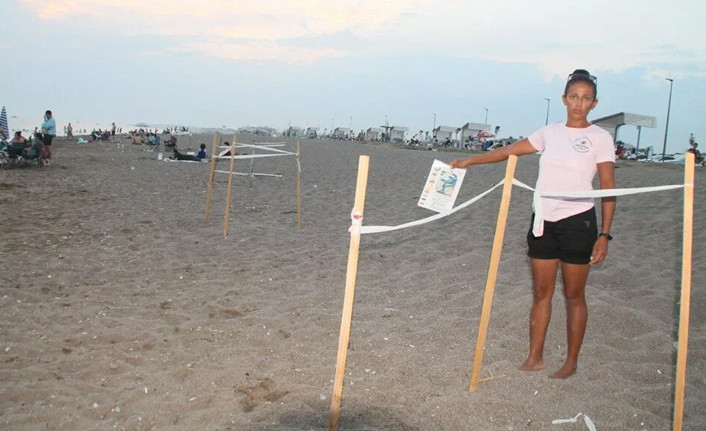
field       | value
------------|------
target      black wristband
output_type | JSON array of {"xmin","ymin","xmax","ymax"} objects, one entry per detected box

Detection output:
[{"xmin": 598, "ymin": 232, "xmax": 613, "ymax": 241}]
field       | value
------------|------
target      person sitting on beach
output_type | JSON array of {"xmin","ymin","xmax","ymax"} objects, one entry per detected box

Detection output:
[
  {"xmin": 451, "ymin": 69, "xmax": 615, "ymax": 379},
  {"xmin": 686, "ymin": 142, "xmax": 703, "ymax": 164},
  {"xmin": 10, "ymin": 131, "xmax": 26, "ymax": 146},
  {"xmin": 7, "ymin": 132, "xmax": 28, "ymax": 161},
  {"xmin": 221, "ymin": 142, "xmax": 231, "ymax": 156},
  {"xmin": 172, "ymin": 148, "xmax": 200, "ymax": 162},
  {"xmin": 197, "ymin": 143, "xmax": 207, "ymax": 160}
]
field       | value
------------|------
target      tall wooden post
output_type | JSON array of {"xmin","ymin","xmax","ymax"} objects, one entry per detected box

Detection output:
[
  {"xmin": 296, "ymin": 140, "xmax": 302, "ymax": 230},
  {"xmin": 222, "ymin": 137, "xmax": 236, "ymax": 237},
  {"xmin": 469, "ymin": 155, "xmax": 518, "ymax": 392},
  {"xmin": 204, "ymin": 132, "xmax": 219, "ymax": 220},
  {"xmin": 328, "ymin": 155, "xmax": 370, "ymax": 431},
  {"xmin": 673, "ymin": 152, "xmax": 695, "ymax": 431}
]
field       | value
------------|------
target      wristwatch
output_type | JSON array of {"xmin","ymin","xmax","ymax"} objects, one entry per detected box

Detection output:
[{"xmin": 598, "ymin": 232, "xmax": 613, "ymax": 241}]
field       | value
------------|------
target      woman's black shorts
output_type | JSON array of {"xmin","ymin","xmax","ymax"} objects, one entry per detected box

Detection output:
[
  {"xmin": 43, "ymin": 134, "xmax": 54, "ymax": 146},
  {"xmin": 527, "ymin": 207, "xmax": 597, "ymax": 264}
]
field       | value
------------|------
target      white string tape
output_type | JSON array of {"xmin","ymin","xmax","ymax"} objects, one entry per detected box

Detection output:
[
  {"xmin": 360, "ymin": 181, "xmax": 505, "ymax": 235},
  {"xmin": 515, "ymin": 181, "xmax": 686, "ymax": 236},
  {"xmin": 215, "ymin": 153, "xmax": 294, "ymax": 160}
]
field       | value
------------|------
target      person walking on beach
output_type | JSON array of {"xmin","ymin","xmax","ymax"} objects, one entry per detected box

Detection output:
[
  {"xmin": 41, "ymin": 110, "xmax": 56, "ymax": 165},
  {"xmin": 451, "ymin": 69, "xmax": 616, "ymax": 379}
]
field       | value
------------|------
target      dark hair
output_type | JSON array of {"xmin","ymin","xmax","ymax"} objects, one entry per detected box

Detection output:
[
  {"xmin": 45, "ymin": 110, "xmax": 52, "ymax": 115},
  {"xmin": 564, "ymin": 69, "xmax": 597, "ymax": 98},
  {"xmin": 200, "ymin": 143, "xmax": 206, "ymax": 149}
]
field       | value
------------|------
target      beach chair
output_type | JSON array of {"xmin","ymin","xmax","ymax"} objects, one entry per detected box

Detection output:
[{"xmin": 6, "ymin": 139, "xmax": 44, "ymax": 168}]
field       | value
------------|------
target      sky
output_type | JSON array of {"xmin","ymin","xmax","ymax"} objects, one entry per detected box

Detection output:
[{"xmin": 2, "ymin": 0, "xmax": 705, "ymax": 153}]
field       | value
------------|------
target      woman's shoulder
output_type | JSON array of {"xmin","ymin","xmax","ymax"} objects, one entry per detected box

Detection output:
[{"xmin": 587, "ymin": 124, "xmax": 612, "ymax": 138}]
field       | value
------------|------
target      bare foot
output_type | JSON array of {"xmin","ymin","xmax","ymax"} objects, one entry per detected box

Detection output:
[
  {"xmin": 549, "ymin": 363, "xmax": 577, "ymax": 379},
  {"xmin": 519, "ymin": 358, "xmax": 545, "ymax": 371}
]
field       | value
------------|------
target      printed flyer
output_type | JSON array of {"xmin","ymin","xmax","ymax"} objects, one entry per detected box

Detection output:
[{"xmin": 417, "ymin": 159, "xmax": 466, "ymax": 213}]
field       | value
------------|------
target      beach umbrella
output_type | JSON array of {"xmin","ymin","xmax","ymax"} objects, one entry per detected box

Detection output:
[{"xmin": 0, "ymin": 106, "xmax": 8, "ymax": 140}]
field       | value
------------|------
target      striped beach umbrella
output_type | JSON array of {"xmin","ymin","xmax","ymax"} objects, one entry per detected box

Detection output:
[{"xmin": 0, "ymin": 106, "xmax": 8, "ymax": 140}]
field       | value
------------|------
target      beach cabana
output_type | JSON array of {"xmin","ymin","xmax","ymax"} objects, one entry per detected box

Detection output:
[
  {"xmin": 285, "ymin": 126, "xmax": 305, "ymax": 138},
  {"xmin": 365, "ymin": 127, "xmax": 384, "ymax": 141},
  {"xmin": 592, "ymin": 112, "xmax": 657, "ymax": 151},
  {"xmin": 333, "ymin": 127, "xmax": 352, "ymax": 139},
  {"xmin": 433, "ymin": 126, "xmax": 457, "ymax": 143},
  {"xmin": 460, "ymin": 122, "xmax": 492, "ymax": 144},
  {"xmin": 306, "ymin": 127, "xmax": 319, "ymax": 138},
  {"xmin": 237, "ymin": 126, "xmax": 278, "ymax": 136},
  {"xmin": 390, "ymin": 126, "xmax": 409, "ymax": 143}
]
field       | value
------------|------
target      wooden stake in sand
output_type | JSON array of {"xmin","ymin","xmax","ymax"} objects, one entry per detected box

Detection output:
[
  {"xmin": 469, "ymin": 155, "xmax": 518, "ymax": 392},
  {"xmin": 296, "ymin": 140, "xmax": 301, "ymax": 230},
  {"xmin": 673, "ymin": 152, "xmax": 695, "ymax": 431},
  {"xmin": 222, "ymin": 137, "xmax": 237, "ymax": 237},
  {"xmin": 248, "ymin": 147, "xmax": 255, "ymax": 188},
  {"xmin": 204, "ymin": 132, "xmax": 219, "ymax": 220},
  {"xmin": 328, "ymin": 155, "xmax": 370, "ymax": 431}
]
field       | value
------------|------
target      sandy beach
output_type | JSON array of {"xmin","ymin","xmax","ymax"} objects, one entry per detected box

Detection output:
[{"xmin": 1, "ymin": 135, "xmax": 704, "ymax": 430}]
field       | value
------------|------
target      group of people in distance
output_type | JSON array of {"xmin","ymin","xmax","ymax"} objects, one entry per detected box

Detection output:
[{"xmin": 2, "ymin": 110, "xmax": 56, "ymax": 167}]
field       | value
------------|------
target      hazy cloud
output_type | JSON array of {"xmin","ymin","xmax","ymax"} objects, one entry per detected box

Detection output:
[{"xmin": 21, "ymin": 0, "xmax": 706, "ymax": 75}]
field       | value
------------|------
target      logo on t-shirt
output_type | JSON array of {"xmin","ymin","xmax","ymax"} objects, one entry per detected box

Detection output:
[{"xmin": 573, "ymin": 137, "xmax": 592, "ymax": 153}]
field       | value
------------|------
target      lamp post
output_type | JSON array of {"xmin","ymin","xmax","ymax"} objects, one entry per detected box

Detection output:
[
  {"xmin": 432, "ymin": 113, "xmax": 436, "ymax": 132},
  {"xmin": 660, "ymin": 78, "xmax": 674, "ymax": 161},
  {"xmin": 544, "ymin": 98, "xmax": 550, "ymax": 125},
  {"xmin": 484, "ymin": 108, "xmax": 488, "ymax": 124}
]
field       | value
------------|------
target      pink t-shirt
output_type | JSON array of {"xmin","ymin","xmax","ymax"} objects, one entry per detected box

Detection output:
[{"xmin": 528, "ymin": 123, "xmax": 615, "ymax": 223}]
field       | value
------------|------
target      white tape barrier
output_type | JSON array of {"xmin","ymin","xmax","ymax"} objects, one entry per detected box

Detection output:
[
  {"xmin": 214, "ymin": 169, "xmax": 282, "ymax": 177},
  {"xmin": 218, "ymin": 143, "xmax": 295, "ymax": 155},
  {"xmin": 215, "ymin": 143, "xmax": 297, "ymax": 160},
  {"xmin": 511, "ymin": 179, "xmax": 686, "ymax": 236},
  {"xmin": 354, "ymin": 177, "xmax": 686, "ymax": 237},
  {"xmin": 215, "ymin": 153, "xmax": 295, "ymax": 160},
  {"xmin": 360, "ymin": 181, "xmax": 505, "ymax": 235}
]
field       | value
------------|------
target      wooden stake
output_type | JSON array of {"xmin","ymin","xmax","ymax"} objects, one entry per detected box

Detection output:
[
  {"xmin": 204, "ymin": 132, "xmax": 219, "ymax": 220},
  {"xmin": 469, "ymin": 155, "xmax": 518, "ymax": 392},
  {"xmin": 222, "ymin": 137, "xmax": 237, "ymax": 237},
  {"xmin": 328, "ymin": 155, "xmax": 370, "ymax": 431},
  {"xmin": 673, "ymin": 152, "xmax": 695, "ymax": 431},
  {"xmin": 248, "ymin": 147, "xmax": 255, "ymax": 188},
  {"xmin": 296, "ymin": 140, "xmax": 301, "ymax": 230}
]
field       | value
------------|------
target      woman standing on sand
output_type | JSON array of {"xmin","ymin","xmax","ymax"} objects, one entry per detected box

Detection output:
[{"xmin": 450, "ymin": 69, "xmax": 616, "ymax": 379}]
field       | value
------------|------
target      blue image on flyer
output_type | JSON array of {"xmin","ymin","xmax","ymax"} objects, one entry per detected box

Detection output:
[{"xmin": 435, "ymin": 172, "xmax": 458, "ymax": 196}]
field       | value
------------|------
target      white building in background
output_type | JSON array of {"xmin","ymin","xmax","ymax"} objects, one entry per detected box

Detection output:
[
  {"xmin": 333, "ymin": 127, "xmax": 351, "ymax": 139},
  {"xmin": 285, "ymin": 126, "xmax": 305, "ymax": 138},
  {"xmin": 433, "ymin": 125, "xmax": 457, "ymax": 142},
  {"xmin": 305, "ymin": 127, "xmax": 319, "ymax": 138},
  {"xmin": 390, "ymin": 126, "xmax": 409, "ymax": 143},
  {"xmin": 365, "ymin": 127, "xmax": 384, "ymax": 141},
  {"xmin": 460, "ymin": 122, "xmax": 493, "ymax": 143},
  {"xmin": 237, "ymin": 126, "xmax": 278, "ymax": 136}
]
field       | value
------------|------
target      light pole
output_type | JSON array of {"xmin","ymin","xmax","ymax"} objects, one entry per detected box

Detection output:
[
  {"xmin": 544, "ymin": 98, "xmax": 550, "ymax": 125},
  {"xmin": 484, "ymin": 108, "xmax": 488, "ymax": 124},
  {"xmin": 661, "ymin": 78, "xmax": 674, "ymax": 161},
  {"xmin": 432, "ymin": 113, "xmax": 437, "ymax": 132}
]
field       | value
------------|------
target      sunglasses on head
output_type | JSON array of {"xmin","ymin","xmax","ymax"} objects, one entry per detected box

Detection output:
[{"xmin": 567, "ymin": 72, "xmax": 597, "ymax": 84}]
